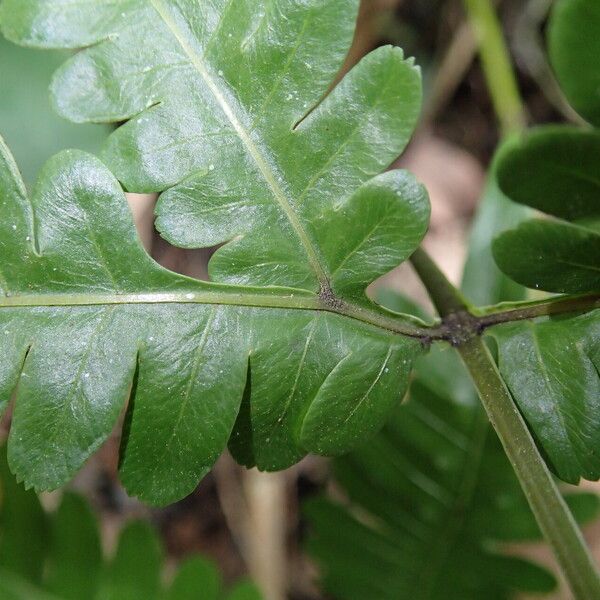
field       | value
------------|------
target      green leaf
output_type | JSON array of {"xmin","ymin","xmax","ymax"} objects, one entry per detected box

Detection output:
[
  {"xmin": 46, "ymin": 493, "xmax": 102, "ymax": 600},
  {"xmin": 97, "ymin": 521, "xmax": 162, "ymax": 600},
  {"xmin": 224, "ymin": 581, "xmax": 264, "ymax": 600},
  {"xmin": 166, "ymin": 557, "xmax": 221, "ymax": 600},
  {"xmin": 0, "ymin": 1, "xmax": 430, "ymax": 505},
  {"xmin": 0, "ymin": 0, "xmax": 423, "ymax": 292},
  {"xmin": 490, "ymin": 309, "xmax": 600, "ymax": 484},
  {"xmin": 0, "ymin": 446, "xmax": 47, "ymax": 583},
  {"xmin": 0, "ymin": 1, "xmax": 140, "ymax": 49},
  {"xmin": 165, "ymin": 558, "xmax": 262, "ymax": 600},
  {"xmin": 0, "ymin": 131, "xmax": 426, "ymax": 505},
  {"xmin": 0, "ymin": 569, "xmax": 63, "ymax": 600},
  {"xmin": 493, "ymin": 128, "xmax": 600, "ymax": 293},
  {"xmin": 312, "ymin": 209, "xmax": 598, "ymax": 595},
  {"xmin": 1, "ymin": 446, "xmax": 263, "ymax": 598},
  {"xmin": 549, "ymin": 0, "xmax": 600, "ymax": 127},
  {"xmin": 488, "ymin": 23, "xmax": 600, "ymax": 486},
  {"xmin": 461, "ymin": 146, "xmax": 527, "ymax": 306},
  {"xmin": 305, "ymin": 337, "xmax": 600, "ymax": 599}
]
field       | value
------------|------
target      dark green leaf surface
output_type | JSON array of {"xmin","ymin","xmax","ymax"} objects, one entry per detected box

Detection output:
[
  {"xmin": 305, "ymin": 348, "xmax": 599, "ymax": 600},
  {"xmin": 0, "ymin": 131, "xmax": 426, "ymax": 504},
  {"xmin": 494, "ymin": 128, "xmax": 600, "ymax": 293},
  {"xmin": 549, "ymin": 0, "xmax": 600, "ymax": 127},
  {"xmin": 490, "ymin": 309, "xmax": 600, "ymax": 484},
  {"xmin": 165, "ymin": 559, "xmax": 264, "ymax": 600},
  {"xmin": 493, "ymin": 0, "xmax": 600, "ymax": 295}
]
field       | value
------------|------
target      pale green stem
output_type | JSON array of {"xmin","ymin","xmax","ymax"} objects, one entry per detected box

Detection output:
[
  {"xmin": 409, "ymin": 248, "xmax": 472, "ymax": 315},
  {"xmin": 459, "ymin": 337, "xmax": 600, "ymax": 600},
  {"xmin": 463, "ymin": 0, "xmax": 526, "ymax": 134}
]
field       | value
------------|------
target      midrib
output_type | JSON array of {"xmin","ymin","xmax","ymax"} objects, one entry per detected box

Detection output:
[
  {"xmin": 0, "ymin": 290, "xmax": 316, "ymax": 310},
  {"xmin": 0, "ymin": 290, "xmax": 432, "ymax": 340},
  {"xmin": 149, "ymin": 0, "xmax": 328, "ymax": 285}
]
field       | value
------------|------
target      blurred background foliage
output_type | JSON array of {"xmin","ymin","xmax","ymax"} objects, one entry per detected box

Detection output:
[
  {"xmin": 0, "ymin": 1, "xmax": 598, "ymax": 599},
  {"xmin": 0, "ymin": 37, "xmax": 108, "ymax": 184},
  {"xmin": 0, "ymin": 447, "xmax": 262, "ymax": 600}
]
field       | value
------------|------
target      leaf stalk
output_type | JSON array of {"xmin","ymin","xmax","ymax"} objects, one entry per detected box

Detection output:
[{"xmin": 474, "ymin": 293, "xmax": 600, "ymax": 326}]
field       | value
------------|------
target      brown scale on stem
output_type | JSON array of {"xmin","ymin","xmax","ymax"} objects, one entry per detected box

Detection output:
[
  {"xmin": 441, "ymin": 310, "xmax": 481, "ymax": 347},
  {"xmin": 318, "ymin": 281, "xmax": 346, "ymax": 311}
]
